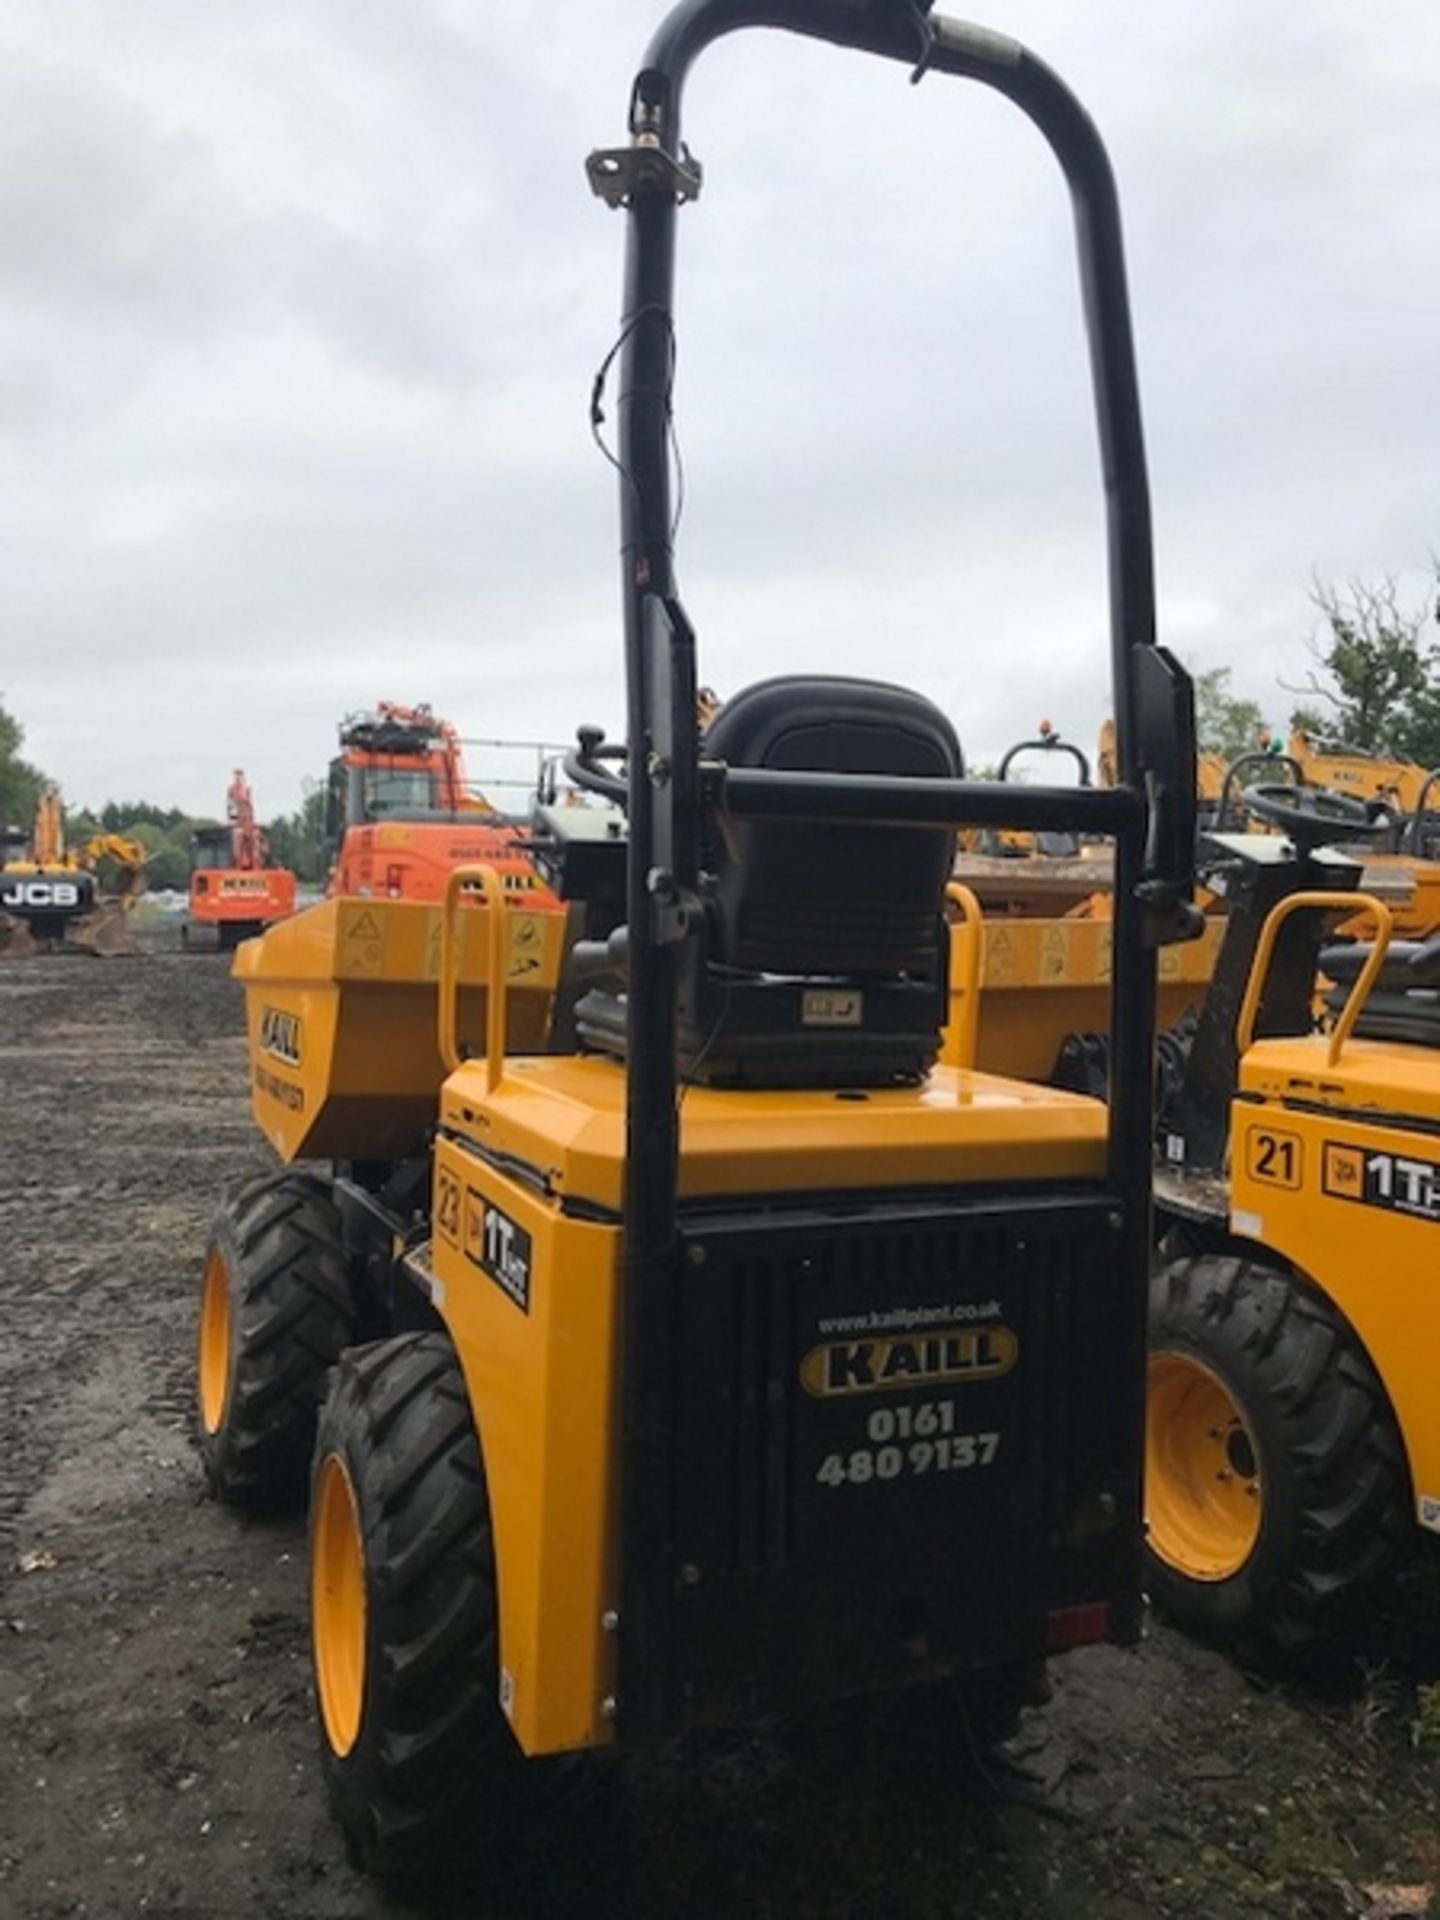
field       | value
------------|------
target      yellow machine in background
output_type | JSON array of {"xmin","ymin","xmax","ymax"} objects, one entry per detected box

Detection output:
[
  {"xmin": 1286, "ymin": 728, "xmax": 1434, "ymax": 822},
  {"xmin": 1099, "ymin": 719, "xmax": 1440, "ymax": 940},
  {"xmin": 0, "ymin": 786, "xmax": 147, "ymax": 957},
  {"xmin": 943, "ymin": 892, "xmax": 1222, "ymax": 1083},
  {"xmin": 234, "ymin": 893, "xmax": 566, "ymax": 1163},
  {"xmin": 1142, "ymin": 779, "xmax": 1436, "ymax": 1660}
]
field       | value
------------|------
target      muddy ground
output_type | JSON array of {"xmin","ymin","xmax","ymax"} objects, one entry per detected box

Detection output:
[{"xmin": 1, "ymin": 947, "xmax": 1438, "ymax": 1920}]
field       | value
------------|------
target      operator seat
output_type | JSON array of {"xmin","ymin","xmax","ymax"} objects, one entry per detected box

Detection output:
[
  {"xmin": 575, "ymin": 674, "xmax": 963, "ymax": 1087},
  {"xmin": 1320, "ymin": 934, "xmax": 1440, "ymax": 1049}
]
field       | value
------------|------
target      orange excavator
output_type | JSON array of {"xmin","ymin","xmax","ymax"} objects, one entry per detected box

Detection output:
[
  {"xmin": 185, "ymin": 770, "xmax": 297, "ymax": 952},
  {"xmin": 324, "ymin": 700, "xmax": 559, "ymax": 907}
]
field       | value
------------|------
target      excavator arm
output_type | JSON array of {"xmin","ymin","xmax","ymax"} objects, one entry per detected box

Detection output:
[{"xmin": 79, "ymin": 835, "xmax": 148, "ymax": 908}]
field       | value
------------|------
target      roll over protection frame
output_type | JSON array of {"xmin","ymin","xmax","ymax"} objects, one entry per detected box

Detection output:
[
  {"xmin": 589, "ymin": 0, "xmax": 1198, "ymax": 1736},
  {"xmin": 997, "ymin": 735, "xmax": 1093, "ymax": 787}
]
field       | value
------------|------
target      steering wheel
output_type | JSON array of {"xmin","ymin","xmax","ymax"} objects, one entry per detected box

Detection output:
[
  {"xmin": 1406, "ymin": 768, "xmax": 1440, "ymax": 857},
  {"xmin": 1215, "ymin": 751, "xmax": 1302, "ymax": 832},
  {"xmin": 563, "ymin": 724, "xmax": 628, "ymax": 805},
  {"xmin": 1239, "ymin": 780, "xmax": 1375, "ymax": 851}
]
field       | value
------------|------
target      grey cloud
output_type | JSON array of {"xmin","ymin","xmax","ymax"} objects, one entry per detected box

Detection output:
[{"xmin": 1, "ymin": 0, "xmax": 1436, "ymax": 814}]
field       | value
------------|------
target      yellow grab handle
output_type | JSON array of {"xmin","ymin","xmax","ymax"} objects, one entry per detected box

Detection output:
[
  {"xmin": 945, "ymin": 881, "xmax": 985, "ymax": 1070},
  {"xmin": 1236, "ymin": 889, "xmax": 1392, "ymax": 1069},
  {"xmin": 438, "ymin": 864, "xmax": 509, "ymax": 1087}
]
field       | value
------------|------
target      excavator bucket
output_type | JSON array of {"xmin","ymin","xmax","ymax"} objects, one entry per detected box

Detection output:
[
  {"xmin": 64, "ymin": 904, "xmax": 141, "ymax": 958},
  {"xmin": 0, "ymin": 912, "xmax": 40, "ymax": 960}
]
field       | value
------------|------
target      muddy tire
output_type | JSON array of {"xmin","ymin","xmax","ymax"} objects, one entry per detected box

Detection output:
[
  {"xmin": 1145, "ymin": 1254, "xmax": 1410, "ymax": 1660},
  {"xmin": 197, "ymin": 1169, "xmax": 354, "ymax": 1512},
  {"xmin": 310, "ymin": 1333, "xmax": 534, "ymax": 1878}
]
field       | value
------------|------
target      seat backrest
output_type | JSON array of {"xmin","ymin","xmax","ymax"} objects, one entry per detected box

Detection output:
[{"xmin": 702, "ymin": 676, "xmax": 963, "ymax": 976}]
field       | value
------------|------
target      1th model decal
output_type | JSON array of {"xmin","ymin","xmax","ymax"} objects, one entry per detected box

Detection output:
[
  {"xmin": 464, "ymin": 1190, "xmax": 532, "ymax": 1312},
  {"xmin": 1322, "ymin": 1142, "xmax": 1440, "ymax": 1222}
]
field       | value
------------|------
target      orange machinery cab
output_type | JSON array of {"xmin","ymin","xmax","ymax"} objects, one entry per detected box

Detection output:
[
  {"xmin": 333, "ymin": 816, "xmax": 554, "ymax": 908},
  {"xmin": 187, "ymin": 824, "xmax": 296, "ymax": 951},
  {"xmin": 324, "ymin": 703, "xmax": 560, "ymax": 909}
]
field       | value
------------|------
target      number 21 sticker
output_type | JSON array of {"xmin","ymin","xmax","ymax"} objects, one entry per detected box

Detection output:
[{"xmin": 1246, "ymin": 1127, "xmax": 1302, "ymax": 1190}]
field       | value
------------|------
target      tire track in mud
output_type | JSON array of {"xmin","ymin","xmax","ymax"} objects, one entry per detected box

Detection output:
[
  {"xmin": 7, "ymin": 944, "xmax": 1440, "ymax": 1920},
  {"xmin": 0, "ymin": 951, "xmax": 261, "ymax": 1580}
]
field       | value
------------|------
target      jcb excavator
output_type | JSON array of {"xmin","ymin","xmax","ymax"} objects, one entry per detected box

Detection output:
[
  {"xmin": 0, "ymin": 786, "xmax": 146, "ymax": 957},
  {"xmin": 185, "ymin": 770, "xmax": 297, "ymax": 952},
  {"xmin": 196, "ymin": 0, "xmax": 1199, "ymax": 1874}
]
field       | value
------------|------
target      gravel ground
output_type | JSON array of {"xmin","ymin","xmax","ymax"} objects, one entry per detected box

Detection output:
[{"xmin": 1, "ymin": 946, "xmax": 1437, "ymax": 1919}]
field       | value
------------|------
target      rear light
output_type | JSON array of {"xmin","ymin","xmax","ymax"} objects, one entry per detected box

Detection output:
[
  {"xmin": 1046, "ymin": 1602, "xmax": 1110, "ymax": 1652},
  {"xmin": 386, "ymin": 863, "xmax": 403, "ymax": 899}
]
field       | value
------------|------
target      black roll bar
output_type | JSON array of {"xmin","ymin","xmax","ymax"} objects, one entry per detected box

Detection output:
[
  {"xmin": 591, "ymin": 0, "xmax": 1196, "ymax": 1738},
  {"xmin": 718, "ymin": 767, "xmax": 1133, "ymax": 832}
]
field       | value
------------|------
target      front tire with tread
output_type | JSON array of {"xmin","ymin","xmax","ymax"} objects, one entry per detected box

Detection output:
[
  {"xmin": 197, "ymin": 1168, "xmax": 354, "ymax": 1512},
  {"xmin": 311, "ymin": 1332, "xmax": 537, "ymax": 1879},
  {"xmin": 1145, "ymin": 1253, "xmax": 1410, "ymax": 1660}
]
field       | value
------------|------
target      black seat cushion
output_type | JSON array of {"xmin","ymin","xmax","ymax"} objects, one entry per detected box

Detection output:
[
  {"xmin": 701, "ymin": 675, "xmax": 962, "ymax": 978},
  {"xmin": 1320, "ymin": 936, "xmax": 1440, "ymax": 990},
  {"xmin": 1322, "ymin": 936, "xmax": 1440, "ymax": 1048},
  {"xmin": 1322, "ymin": 985, "xmax": 1440, "ymax": 1049},
  {"xmin": 575, "ymin": 674, "xmax": 963, "ymax": 1088}
]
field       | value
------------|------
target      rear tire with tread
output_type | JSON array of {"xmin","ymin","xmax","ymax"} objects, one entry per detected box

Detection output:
[
  {"xmin": 311, "ymin": 1332, "xmax": 540, "ymax": 1879},
  {"xmin": 197, "ymin": 1169, "xmax": 354, "ymax": 1512},
  {"xmin": 1145, "ymin": 1254, "xmax": 1410, "ymax": 1660}
]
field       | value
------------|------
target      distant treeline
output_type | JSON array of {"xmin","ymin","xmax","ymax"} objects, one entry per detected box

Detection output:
[{"xmin": 0, "ymin": 709, "xmax": 330, "ymax": 889}]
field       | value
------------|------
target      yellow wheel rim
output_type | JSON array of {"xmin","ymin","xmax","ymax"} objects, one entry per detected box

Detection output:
[
  {"xmin": 1146, "ymin": 1350, "xmax": 1262, "ymax": 1581},
  {"xmin": 197, "ymin": 1247, "xmax": 232, "ymax": 1436},
  {"xmin": 312, "ymin": 1453, "xmax": 367, "ymax": 1758}
]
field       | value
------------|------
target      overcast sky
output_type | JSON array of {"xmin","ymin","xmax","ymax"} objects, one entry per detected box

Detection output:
[{"xmin": 2, "ymin": 0, "xmax": 1437, "ymax": 818}]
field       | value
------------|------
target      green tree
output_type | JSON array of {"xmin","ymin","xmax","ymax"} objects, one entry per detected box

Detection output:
[
  {"xmin": 1285, "ymin": 574, "xmax": 1440, "ymax": 763},
  {"xmin": 65, "ymin": 807, "xmax": 102, "ymax": 844},
  {"xmin": 113, "ymin": 819, "xmax": 191, "ymax": 891},
  {"xmin": 0, "ymin": 697, "xmax": 45, "ymax": 826},
  {"xmin": 142, "ymin": 837, "xmax": 193, "ymax": 891},
  {"xmin": 1193, "ymin": 666, "xmax": 1266, "ymax": 763},
  {"xmin": 99, "ymin": 799, "xmax": 188, "ymax": 835},
  {"xmin": 266, "ymin": 786, "xmax": 329, "ymax": 884}
]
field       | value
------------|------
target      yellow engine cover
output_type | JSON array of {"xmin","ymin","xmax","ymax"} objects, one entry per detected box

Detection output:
[{"xmin": 428, "ymin": 1055, "xmax": 1108, "ymax": 1755}]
